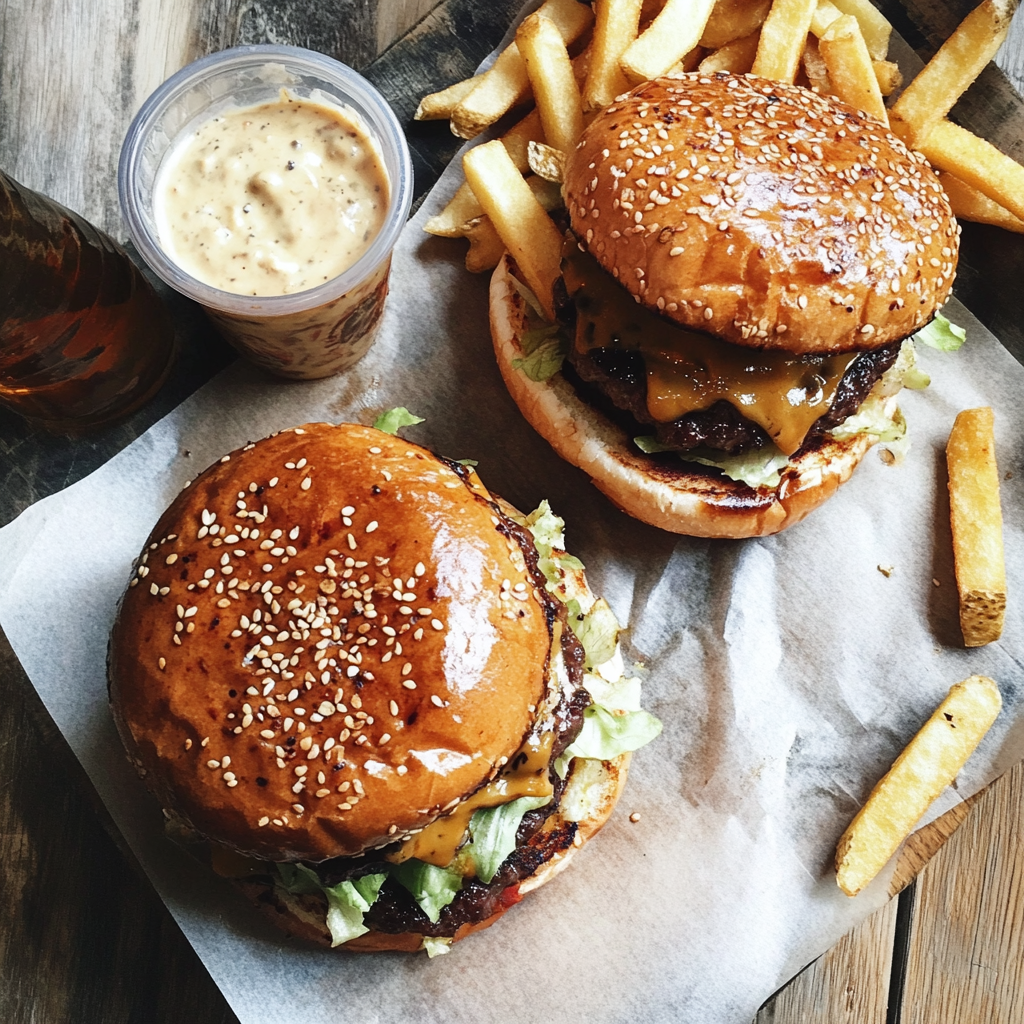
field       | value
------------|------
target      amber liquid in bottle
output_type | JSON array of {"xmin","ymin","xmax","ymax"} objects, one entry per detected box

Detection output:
[{"xmin": 0, "ymin": 171, "xmax": 175, "ymax": 429}]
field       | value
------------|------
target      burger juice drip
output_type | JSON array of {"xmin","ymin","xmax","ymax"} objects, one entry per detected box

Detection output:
[{"xmin": 561, "ymin": 241, "xmax": 860, "ymax": 456}]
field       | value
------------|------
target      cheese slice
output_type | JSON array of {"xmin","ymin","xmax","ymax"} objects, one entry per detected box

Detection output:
[{"xmin": 561, "ymin": 243, "xmax": 860, "ymax": 456}]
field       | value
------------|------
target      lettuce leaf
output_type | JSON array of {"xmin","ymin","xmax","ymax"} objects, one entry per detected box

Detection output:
[
  {"xmin": 390, "ymin": 860, "xmax": 462, "ymax": 924},
  {"xmin": 561, "ymin": 705, "xmax": 663, "ymax": 767},
  {"xmin": 584, "ymin": 672, "xmax": 642, "ymax": 712},
  {"xmin": 913, "ymin": 313, "xmax": 966, "ymax": 351},
  {"xmin": 464, "ymin": 796, "xmax": 552, "ymax": 883},
  {"xmin": 276, "ymin": 864, "xmax": 387, "ymax": 947},
  {"xmin": 830, "ymin": 398, "xmax": 907, "ymax": 445},
  {"xmin": 524, "ymin": 500, "xmax": 584, "ymax": 584},
  {"xmin": 635, "ymin": 436, "xmax": 792, "ymax": 490},
  {"xmin": 422, "ymin": 936, "xmax": 453, "ymax": 958},
  {"xmin": 512, "ymin": 325, "xmax": 569, "ymax": 382},
  {"xmin": 323, "ymin": 874, "xmax": 387, "ymax": 947},
  {"xmin": 571, "ymin": 597, "xmax": 620, "ymax": 671},
  {"xmin": 373, "ymin": 407, "xmax": 425, "ymax": 434}
]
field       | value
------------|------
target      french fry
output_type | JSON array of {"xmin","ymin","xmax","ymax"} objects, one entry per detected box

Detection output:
[
  {"xmin": 829, "ymin": 0, "xmax": 891, "ymax": 60},
  {"xmin": 462, "ymin": 140, "xmax": 563, "ymax": 320},
  {"xmin": 872, "ymin": 59, "xmax": 902, "ymax": 96},
  {"xmin": 450, "ymin": 0, "xmax": 593, "ymax": 140},
  {"xmin": 528, "ymin": 140, "xmax": 568, "ymax": 182},
  {"xmin": 517, "ymin": 12, "xmax": 585, "ymax": 153},
  {"xmin": 665, "ymin": 45, "xmax": 706, "ymax": 74},
  {"xmin": 809, "ymin": 0, "xmax": 841, "ymax": 37},
  {"xmin": 751, "ymin": 0, "xmax": 818, "ymax": 83},
  {"xmin": 819, "ymin": 15, "xmax": 888, "ymax": 123},
  {"xmin": 584, "ymin": 0, "xmax": 643, "ymax": 112},
  {"xmin": 699, "ymin": 0, "xmax": 773, "ymax": 48},
  {"xmin": 835, "ymin": 675, "xmax": 1002, "ymax": 897},
  {"xmin": 939, "ymin": 171, "xmax": 1024, "ymax": 232},
  {"xmin": 801, "ymin": 34, "xmax": 832, "ymax": 93},
  {"xmin": 699, "ymin": 30, "xmax": 761, "ymax": 74},
  {"xmin": 917, "ymin": 120, "xmax": 1024, "ymax": 223},
  {"xmin": 889, "ymin": 0, "xmax": 1017, "ymax": 149},
  {"xmin": 620, "ymin": 0, "xmax": 717, "ymax": 84},
  {"xmin": 947, "ymin": 407, "xmax": 1007, "ymax": 647},
  {"xmin": 463, "ymin": 217, "xmax": 507, "ymax": 273},
  {"xmin": 414, "ymin": 77, "xmax": 481, "ymax": 121}
]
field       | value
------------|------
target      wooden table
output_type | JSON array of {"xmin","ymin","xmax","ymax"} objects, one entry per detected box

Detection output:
[{"xmin": 0, "ymin": 2, "xmax": 1022, "ymax": 1020}]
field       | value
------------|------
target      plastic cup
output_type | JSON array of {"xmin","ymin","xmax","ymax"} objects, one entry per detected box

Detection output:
[{"xmin": 119, "ymin": 45, "xmax": 412, "ymax": 380}]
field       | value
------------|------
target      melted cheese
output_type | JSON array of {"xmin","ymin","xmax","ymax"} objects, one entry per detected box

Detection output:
[
  {"xmin": 561, "ymin": 243, "xmax": 860, "ymax": 456},
  {"xmin": 385, "ymin": 730, "xmax": 555, "ymax": 871}
]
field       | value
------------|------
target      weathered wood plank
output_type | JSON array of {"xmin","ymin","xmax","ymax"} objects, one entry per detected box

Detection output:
[
  {"xmin": 754, "ymin": 899, "xmax": 898, "ymax": 1024},
  {"xmin": 900, "ymin": 759, "xmax": 1024, "ymax": 1024}
]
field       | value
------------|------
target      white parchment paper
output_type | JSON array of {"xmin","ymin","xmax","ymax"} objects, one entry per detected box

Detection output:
[{"xmin": 2, "ymin": 36, "xmax": 1024, "ymax": 1024}]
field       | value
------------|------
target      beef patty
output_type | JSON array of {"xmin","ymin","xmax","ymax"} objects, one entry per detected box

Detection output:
[{"xmin": 553, "ymin": 276, "xmax": 902, "ymax": 455}]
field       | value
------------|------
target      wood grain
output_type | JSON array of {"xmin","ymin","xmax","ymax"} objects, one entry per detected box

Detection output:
[
  {"xmin": 754, "ymin": 899, "xmax": 898, "ymax": 1024},
  {"xmin": 901, "ymin": 759, "xmax": 1024, "ymax": 1024}
]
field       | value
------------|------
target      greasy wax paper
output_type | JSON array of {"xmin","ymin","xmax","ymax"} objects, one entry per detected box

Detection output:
[{"xmin": 2, "ymin": 28, "xmax": 1024, "ymax": 1024}]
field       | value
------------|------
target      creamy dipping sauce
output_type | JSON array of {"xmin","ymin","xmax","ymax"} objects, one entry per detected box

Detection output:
[{"xmin": 154, "ymin": 93, "xmax": 390, "ymax": 296}]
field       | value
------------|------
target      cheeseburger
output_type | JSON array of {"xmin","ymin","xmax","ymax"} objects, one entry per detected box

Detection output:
[
  {"xmin": 491, "ymin": 72, "xmax": 959, "ymax": 538},
  {"xmin": 108, "ymin": 422, "xmax": 659, "ymax": 953}
]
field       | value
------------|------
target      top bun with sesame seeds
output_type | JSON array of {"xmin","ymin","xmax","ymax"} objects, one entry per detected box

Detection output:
[
  {"xmin": 109, "ymin": 422, "xmax": 555, "ymax": 864},
  {"xmin": 564, "ymin": 72, "xmax": 957, "ymax": 353}
]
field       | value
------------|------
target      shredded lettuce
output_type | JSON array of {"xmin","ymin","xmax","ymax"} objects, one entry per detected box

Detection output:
[
  {"xmin": 422, "ymin": 936, "xmax": 453, "ymax": 958},
  {"xmin": 276, "ymin": 864, "xmax": 387, "ymax": 947},
  {"xmin": 372, "ymin": 407, "xmax": 425, "ymax": 434},
  {"xmin": 584, "ymin": 672, "xmax": 642, "ymax": 712},
  {"xmin": 464, "ymin": 796, "xmax": 552, "ymax": 883},
  {"xmin": 635, "ymin": 435, "xmax": 791, "ymax": 489},
  {"xmin": 570, "ymin": 597, "xmax": 619, "ymax": 671},
  {"xmin": 512, "ymin": 325, "xmax": 569, "ymax": 382},
  {"xmin": 830, "ymin": 398, "xmax": 907, "ymax": 445},
  {"xmin": 390, "ymin": 860, "xmax": 462, "ymax": 924},
  {"xmin": 914, "ymin": 313, "xmax": 966, "ymax": 351},
  {"xmin": 509, "ymin": 274, "xmax": 545, "ymax": 319},
  {"xmin": 558, "ymin": 705, "xmax": 663, "ymax": 776},
  {"xmin": 523, "ymin": 500, "xmax": 583, "ymax": 585}
]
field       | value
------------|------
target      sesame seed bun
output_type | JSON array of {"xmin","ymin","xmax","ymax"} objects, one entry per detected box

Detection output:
[
  {"xmin": 565, "ymin": 72, "xmax": 958, "ymax": 354},
  {"xmin": 108, "ymin": 423, "xmax": 553, "ymax": 863},
  {"xmin": 491, "ymin": 253, "xmax": 877, "ymax": 538}
]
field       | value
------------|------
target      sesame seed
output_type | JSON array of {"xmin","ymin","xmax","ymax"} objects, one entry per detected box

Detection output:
[
  {"xmin": 402, "ymin": 679, "xmax": 417, "ymax": 690},
  {"xmin": 258, "ymin": 816, "xmax": 269, "ymax": 827},
  {"xmin": 431, "ymin": 619, "xmax": 443, "ymax": 631},
  {"xmin": 301, "ymin": 477, "xmax": 312, "ymax": 490},
  {"xmin": 396, "ymin": 765, "xmax": 408, "ymax": 775},
  {"xmin": 365, "ymin": 521, "xmax": 378, "ymax": 533},
  {"xmin": 430, "ymin": 695, "xmax": 444, "ymax": 707}
]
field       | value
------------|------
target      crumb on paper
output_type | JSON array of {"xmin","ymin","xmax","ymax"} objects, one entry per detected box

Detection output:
[
  {"xmin": 629, "ymin": 812, "xmax": 641, "ymax": 823},
  {"xmin": 182, "ymin": 448, "xmax": 191, "ymax": 458},
  {"xmin": 933, "ymin": 578, "xmax": 941, "ymax": 587},
  {"xmin": 877, "ymin": 564, "xmax": 894, "ymax": 578},
  {"xmin": 877, "ymin": 448, "xmax": 896, "ymax": 466},
  {"xmin": 1006, "ymin": 471, "xmax": 1013, "ymax": 480}
]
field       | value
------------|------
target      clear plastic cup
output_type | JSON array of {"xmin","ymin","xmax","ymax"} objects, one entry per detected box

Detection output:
[{"xmin": 119, "ymin": 45, "xmax": 412, "ymax": 380}]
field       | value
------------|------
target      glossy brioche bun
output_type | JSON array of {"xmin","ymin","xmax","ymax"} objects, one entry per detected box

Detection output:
[
  {"xmin": 564, "ymin": 72, "xmax": 958, "ymax": 354},
  {"xmin": 491, "ymin": 254, "xmax": 876, "ymax": 538},
  {"xmin": 234, "ymin": 752, "xmax": 631, "ymax": 950},
  {"xmin": 109, "ymin": 423, "xmax": 553, "ymax": 863}
]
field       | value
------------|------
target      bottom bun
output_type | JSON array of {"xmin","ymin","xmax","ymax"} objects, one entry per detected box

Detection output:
[
  {"xmin": 235, "ymin": 752, "xmax": 631, "ymax": 952},
  {"xmin": 490, "ymin": 254, "xmax": 876, "ymax": 539}
]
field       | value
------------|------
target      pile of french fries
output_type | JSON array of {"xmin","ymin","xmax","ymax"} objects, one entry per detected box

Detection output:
[{"xmin": 419, "ymin": 0, "xmax": 1024, "ymax": 309}]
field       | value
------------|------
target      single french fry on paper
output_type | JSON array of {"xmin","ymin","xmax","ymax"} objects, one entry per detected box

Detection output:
[
  {"xmin": 415, "ymin": 77, "xmax": 481, "ymax": 121},
  {"xmin": 751, "ymin": 0, "xmax": 818, "ymax": 84},
  {"xmin": 517, "ymin": 12, "xmax": 585, "ymax": 153},
  {"xmin": 584, "ymin": 0, "xmax": 643, "ymax": 112},
  {"xmin": 462, "ymin": 140, "xmax": 563, "ymax": 320},
  {"xmin": 699, "ymin": 0, "xmax": 772, "ymax": 48},
  {"xmin": 450, "ymin": 0, "xmax": 593, "ymax": 140},
  {"xmin": 889, "ymin": 0, "xmax": 1017, "ymax": 149},
  {"xmin": 699, "ymin": 30, "xmax": 761, "ymax": 74},
  {"xmin": 917, "ymin": 120, "xmax": 1024, "ymax": 223},
  {"xmin": 620, "ymin": 0, "xmax": 717, "ymax": 84},
  {"xmin": 939, "ymin": 171, "xmax": 1024, "ymax": 233},
  {"xmin": 835, "ymin": 675, "xmax": 1002, "ymax": 897},
  {"xmin": 819, "ymin": 14, "xmax": 888, "ymax": 123},
  {"xmin": 829, "ymin": 0, "xmax": 891, "ymax": 60},
  {"xmin": 947, "ymin": 407, "xmax": 1007, "ymax": 647}
]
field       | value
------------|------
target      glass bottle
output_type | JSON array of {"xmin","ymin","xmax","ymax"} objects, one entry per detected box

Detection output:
[{"xmin": 0, "ymin": 170, "xmax": 176, "ymax": 429}]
